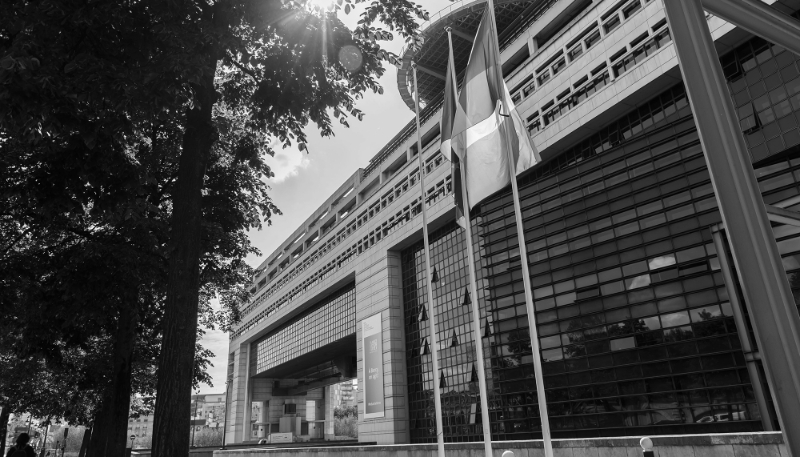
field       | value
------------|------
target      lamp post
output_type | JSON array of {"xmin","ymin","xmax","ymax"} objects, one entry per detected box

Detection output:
[
  {"xmin": 219, "ymin": 378, "xmax": 231, "ymax": 450},
  {"xmin": 191, "ymin": 391, "xmax": 199, "ymax": 448}
]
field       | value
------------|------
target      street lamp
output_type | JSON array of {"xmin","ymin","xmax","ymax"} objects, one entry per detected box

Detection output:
[
  {"xmin": 219, "ymin": 377, "xmax": 231, "ymax": 451},
  {"xmin": 191, "ymin": 391, "xmax": 199, "ymax": 448}
]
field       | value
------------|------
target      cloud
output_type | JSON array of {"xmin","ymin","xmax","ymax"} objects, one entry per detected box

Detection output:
[{"xmin": 268, "ymin": 149, "xmax": 311, "ymax": 183}]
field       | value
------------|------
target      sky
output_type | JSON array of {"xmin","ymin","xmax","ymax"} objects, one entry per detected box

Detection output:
[{"xmin": 197, "ymin": 0, "xmax": 453, "ymax": 395}]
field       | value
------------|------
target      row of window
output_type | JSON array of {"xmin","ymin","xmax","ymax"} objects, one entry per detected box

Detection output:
[{"xmin": 251, "ymin": 285, "xmax": 355, "ymax": 374}]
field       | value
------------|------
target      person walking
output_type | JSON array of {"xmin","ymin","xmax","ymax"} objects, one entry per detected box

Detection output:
[{"xmin": 6, "ymin": 433, "xmax": 36, "ymax": 457}]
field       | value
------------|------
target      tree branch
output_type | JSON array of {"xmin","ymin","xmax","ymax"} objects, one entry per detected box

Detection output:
[{"xmin": 229, "ymin": 58, "xmax": 259, "ymax": 83}]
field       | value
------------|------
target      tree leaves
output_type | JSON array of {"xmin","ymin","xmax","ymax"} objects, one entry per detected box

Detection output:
[{"xmin": 0, "ymin": 0, "xmax": 427, "ymax": 443}]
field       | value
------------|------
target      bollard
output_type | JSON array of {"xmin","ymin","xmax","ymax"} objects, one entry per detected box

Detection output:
[
  {"xmin": 502, "ymin": 451, "xmax": 515, "ymax": 457},
  {"xmin": 640, "ymin": 437, "xmax": 654, "ymax": 457}
]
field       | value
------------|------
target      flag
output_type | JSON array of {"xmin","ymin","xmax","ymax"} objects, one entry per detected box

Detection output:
[
  {"xmin": 440, "ymin": 31, "xmax": 467, "ymax": 228},
  {"xmin": 442, "ymin": 8, "xmax": 540, "ymax": 213}
]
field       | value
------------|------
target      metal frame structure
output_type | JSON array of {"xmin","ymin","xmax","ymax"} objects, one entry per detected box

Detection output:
[{"xmin": 664, "ymin": 1, "xmax": 800, "ymax": 455}]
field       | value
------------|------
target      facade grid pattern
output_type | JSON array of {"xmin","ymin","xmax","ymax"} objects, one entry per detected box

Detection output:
[
  {"xmin": 232, "ymin": 155, "xmax": 453, "ymax": 340},
  {"xmin": 402, "ymin": 34, "xmax": 800, "ymax": 442},
  {"xmin": 252, "ymin": 284, "xmax": 356, "ymax": 375},
  {"xmin": 402, "ymin": 221, "xmax": 485, "ymax": 443}
]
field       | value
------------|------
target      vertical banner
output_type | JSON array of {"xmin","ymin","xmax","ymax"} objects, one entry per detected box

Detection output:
[{"xmin": 362, "ymin": 313, "xmax": 385, "ymax": 419}]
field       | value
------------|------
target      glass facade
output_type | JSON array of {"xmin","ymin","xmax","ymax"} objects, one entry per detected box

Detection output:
[
  {"xmin": 402, "ymin": 35, "xmax": 800, "ymax": 442},
  {"xmin": 252, "ymin": 284, "xmax": 355, "ymax": 375},
  {"xmin": 403, "ymin": 221, "xmax": 485, "ymax": 442}
]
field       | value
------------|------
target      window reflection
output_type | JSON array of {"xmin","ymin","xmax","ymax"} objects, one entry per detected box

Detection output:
[{"xmin": 399, "ymin": 38, "xmax": 800, "ymax": 440}]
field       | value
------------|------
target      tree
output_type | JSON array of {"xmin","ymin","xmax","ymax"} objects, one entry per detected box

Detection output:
[
  {"xmin": 130, "ymin": 2, "xmax": 428, "ymax": 456},
  {"xmin": 1, "ymin": 1, "xmax": 428, "ymax": 456},
  {"xmin": 333, "ymin": 406, "xmax": 358, "ymax": 438}
]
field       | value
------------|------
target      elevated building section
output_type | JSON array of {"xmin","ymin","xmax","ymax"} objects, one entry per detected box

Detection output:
[{"xmin": 226, "ymin": 0, "xmax": 800, "ymax": 447}]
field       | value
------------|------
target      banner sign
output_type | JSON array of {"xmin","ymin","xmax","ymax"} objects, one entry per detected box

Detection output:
[{"xmin": 362, "ymin": 313, "xmax": 385, "ymax": 419}]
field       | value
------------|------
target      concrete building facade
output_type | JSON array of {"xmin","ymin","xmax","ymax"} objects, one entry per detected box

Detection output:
[{"xmin": 225, "ymin": 0, "xmax": 800, "ymax": 445}]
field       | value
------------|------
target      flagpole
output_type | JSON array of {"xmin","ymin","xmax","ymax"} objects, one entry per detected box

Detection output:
[
  {"xmin": 458, "ymin": 161, "xmax": 495, "ymax": 457},
  {"xmin": 445, "ymin": 28, "xmax": 493, "ymax": 457},
  {"xmin": 482, "ymin": 1, "xmax": 554, "ymax": 456},
  {"xmin": 411, "ymin": 62, "xmax": 447, "ymax": 457}
]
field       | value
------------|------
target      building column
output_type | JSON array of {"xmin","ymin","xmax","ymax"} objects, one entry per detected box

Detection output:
[
  {"xmin": 226, "ymin": 343, "xmax": 250, "ymax": 444},
  {"xmin": 324, "ymin": 385, "xmax": 336, "ymax": 439},
  {"xmin": 664, "ymin": 1, "xmax": 800, "ymax": 454},
  {"xmin": 355, "ymin": 250, "xmax": 409, "ymax": 444}
]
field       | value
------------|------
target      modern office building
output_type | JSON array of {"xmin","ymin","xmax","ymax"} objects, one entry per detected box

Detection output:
[{"xmin": 225, "ymin": 0, "xmax": 800, "ymax": 445}]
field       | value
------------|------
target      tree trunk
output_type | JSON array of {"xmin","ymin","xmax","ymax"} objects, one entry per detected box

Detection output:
[
  {"xmin": 87, "ymin": 393, "xmax": 111, "ymax": 457},
  {"xmin": 86, "ymin": 304, "xmax": 138, "ymax": 457},
  {"xmin": 151, "ymin": 62, "xmax": 218, "ymax": 457},
  {"xmin": 77, "ymin": 427, "xmax": 91, "ymax": 457},
  {"xmin": 0, "ymin": 405, "xmax": 10, "ymax": 457}
]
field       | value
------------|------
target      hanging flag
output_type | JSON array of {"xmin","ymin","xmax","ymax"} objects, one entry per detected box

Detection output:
[
  {"xmin": 440, "ymin": 30, "xmax": 467, "ymax": 228},
  {"xmin": 443, "ymin": 8, "xmax": 540, "ymax": 211}
]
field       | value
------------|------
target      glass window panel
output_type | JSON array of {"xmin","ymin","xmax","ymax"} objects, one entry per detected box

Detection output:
[
  {"xmin": 649, "ymin": 254, "xmax": 677, "ymax": 270},
  {"xmin": 535, "ymin": 285, "xmax": 555, "ymax": 298},
  {"xmin": 626, "ymin": 274, "xmax": 652, "ymax": 290},
  {"xmin": 658, "ymin": 296, "xmax": 687, "ymax": 313},
  {"xmin": 601, "ymin": 281, "xmax": 625, "ymax": 296},
  {"xmin": 661, "ymin": 311, "xmax": 691, "ymax": 328},
  {"xmin": 543, "ymin": 348, "xmax": 564, "ymax": 362},
  {"xmin": 576, "ymin": 273, "xmax": 599, "ymax": 288},
  {"xmin": 690, "ymin": 305, "xmax": 722, "ymax": 322},
  {"xmin": 532, "ymin": 296, "xmax": 556, "ymax": 312},
  {"xmin": 631, "ymin": 302, "xmax": 658, "ymax": 318},
  {"xmin": 555, "ymin": 280, "xmax": 576, "ymax": 294},
  {"xmin": 599, "ymin": 268, "xmax": 623, "ymax": 282},
  {"xmin": 610, "ymin": 337, "xmax": 636, "ymax": 351},
  {"xmin": 623, "ymin": 261, "xmax": 648, "ymax": 276}
]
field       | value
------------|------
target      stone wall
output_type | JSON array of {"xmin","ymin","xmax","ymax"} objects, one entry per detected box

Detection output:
[{"xmin": 213, "ymin": 432, "xmax": 786, "ymax": 457}]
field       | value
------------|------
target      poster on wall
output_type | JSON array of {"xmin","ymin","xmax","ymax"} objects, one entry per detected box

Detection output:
[{"xmin": 362, "ymin": 313, "xmax": 385, "ymax": 419}]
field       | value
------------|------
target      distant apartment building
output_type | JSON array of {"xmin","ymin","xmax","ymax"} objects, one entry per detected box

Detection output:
[
  {"xmin": 191, "ymin": 393, "xmax": 227, "ymax": 429},
  {"xmin": 331, "ymin": 380, "xmax": 356, "ymax": 408},
  {"xmin": 127, "ymin": 413, "xmax": 153, "ymax": 439},
  {"xmin": 127, "ymin": 392, "xmax": 226, "ymax": 438}
]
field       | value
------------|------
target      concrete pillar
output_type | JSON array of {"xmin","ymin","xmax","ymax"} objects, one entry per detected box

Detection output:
[
  {"xmin": 355, "ymin": 250, "xmax": 410, "ymax": 444},
  {"xmin": 242, "ymin": 351, "xmax": 253, "ymax": 443},
  {"xmin": 325, "ymin": 385, "xmax": 336, "ymax": 439},
  {"xmin": 226, "ymin": 343, "xmax": 250, "ymax": 444},
  {"xmin": 664, "ymin": 1, "xmax": 800, "ymax": 454}
]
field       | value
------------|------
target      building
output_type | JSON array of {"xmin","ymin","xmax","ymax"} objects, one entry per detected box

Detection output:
[
  {"xmin": 331, "ymin": 380, "xmax": 356, "ymax": 408},
  {"xmin": 191, "ymin": 393, "xmax": 227, "ymax": 429},
  {"xmin": 127, "ymin": 393, "xmax": 226, "ymax": 441},
  {"xmin": 225, "ymin": 0, "xmax": 800, "ymax": 445},
  {"xmin": 127, "ymin": 413, "xmax": 153, "ymax": 440}
]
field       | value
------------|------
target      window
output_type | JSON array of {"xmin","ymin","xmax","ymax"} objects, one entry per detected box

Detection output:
[
  {"xmin": 603, "ymin": 14, "xmax": 621, "ymax": 34},
  {"xmin": 622, "ymin": 0, "xmax": 642, "ymax": 19},
  {"xmin": 552, "ymin": 57, "xmax": 567, "ymax": 75},
  {"xmin": 568, "ymin": 43, "xmax": 584, "ymax": 61},
  {"xmin": 537, "ymin": 69, "xmax": 551, "ymax": 85},
  {"xmin": 585, "ymin": 30, "xmax": 601, "ymax": 49}
]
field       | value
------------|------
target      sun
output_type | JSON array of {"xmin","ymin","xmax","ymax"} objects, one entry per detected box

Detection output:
[{"xmin": 303, "ymin": 0, "xmax": 336, "ymax": 12}]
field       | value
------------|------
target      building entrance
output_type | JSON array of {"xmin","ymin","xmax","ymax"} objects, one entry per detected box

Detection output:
[{"xmin": 246, "ymin": 284, "xmax": 358, "ymax": 443}]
